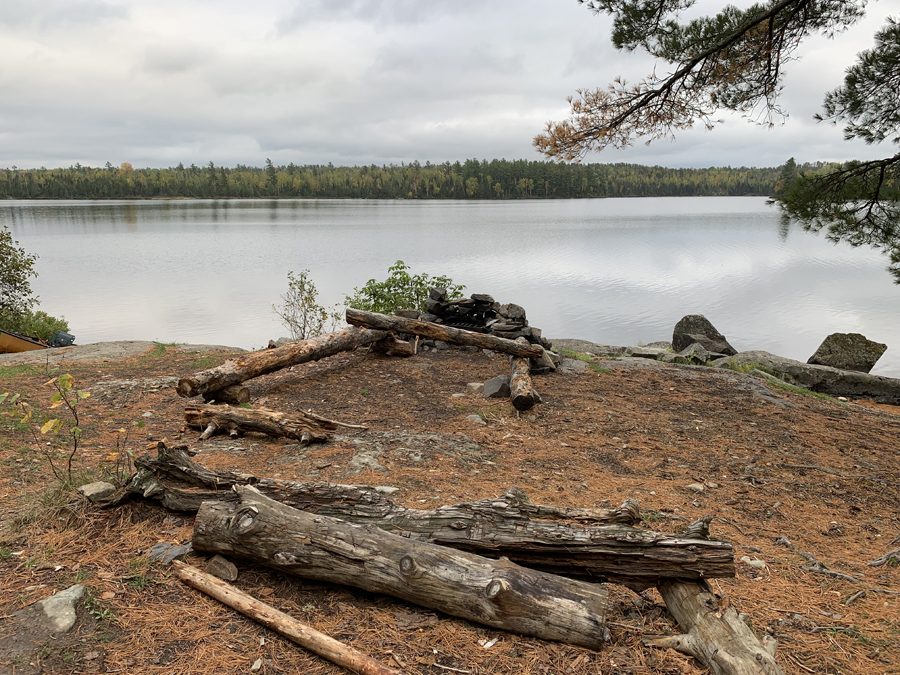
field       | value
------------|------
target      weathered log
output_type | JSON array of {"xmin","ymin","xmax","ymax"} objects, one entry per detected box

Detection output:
[
  {"xmin": 177, "ymin": 326, "xmax": 388, "ymax": 398},
  {"xmin": 202, "ymin": 385, "xmax": 250, "ymax": 405},
  {"xmin": 184, "ymin": 404, "xmax": 365, "ymax": 445},
  {"xmin": 645, "ymin": 579, "xmax": 783, "ymax": 675},
  {"xmin": 173, "ymin": 561, "xmax": 401, "ymax": 675},
  {"xmin": 193, "ymin": 485, "xmax": 610, "ymax": 650},
  {"xmin": 123, "ymin": 443, "xmax": 734, "ymax": 589},
  {"xmin": 509, "ymin": 338, "xmax": 538, "ymax": 411},
  {"xmin": 369, "ymin": 336, "xmax": 415, "ymax": 357},
  {"xmin": 346, "ymin": 308, "xmax": 543, "ymax": 358}
]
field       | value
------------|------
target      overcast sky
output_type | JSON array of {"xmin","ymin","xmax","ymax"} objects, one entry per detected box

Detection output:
[{"xmin": 1, "ymin": 0, "xmax": 895, "ymax": 169}]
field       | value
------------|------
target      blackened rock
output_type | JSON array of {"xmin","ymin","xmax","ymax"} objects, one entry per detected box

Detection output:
[
  {"xmin": 807, "ymin": 333, "xmax": 887, "ymax": 373},
  {"xmin": 672, "ymin": 315, "xmax": 737, "ymax": 355},
  {"xmin": 471, "ymin": 294, "xmax": 495, "ymax": 303},
  {"xmin": 499, "ymin": 303, "xmax": 526, "ymax": 321},
  {"xmin": 430, "ymin": 287, "xmax": 447, "ymax": 301}
]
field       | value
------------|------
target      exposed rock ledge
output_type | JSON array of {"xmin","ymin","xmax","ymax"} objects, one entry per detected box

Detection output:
[
  {"xmin": 0, "ymin": 341, "xmax": 244, "ymax": 366},
  {"xmin": 713, "ymin": 350, "xmax": 900, "ymax": 405}
]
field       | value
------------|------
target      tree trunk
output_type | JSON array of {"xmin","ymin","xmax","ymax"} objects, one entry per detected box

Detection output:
[
  {"xmin": 345, "ymin": 308, "xmax": 543, "ymax": 358},
  {"xmin": 183, "ymin": 404, "xmax": 365, "ymax": 445},
  {"xmin": 509, "ymin": 338, "xmax": 538, "ymax": 411},
  {"xmin": 173, "ymin": 561, "xmax": 401, "ymax": 675},
  {"xmin": 176, "ymin": 326, "xmax": 387, "ymax": 398},
  {"xmin": 645, "ymin": 579, "xmax": 783, "ymax": 675},
  {"xmin": 369, "ymin": 335, "xmax": 415, "ymax": 357},
  {"xmin": 202, "ymin": 385, "xmax": 250, "ymax": 405},
  {"xmin": 193, "ymin": 485, "xmax": 610, "ymax": 650},
  {"xmin": 122, "ymin": 443, "xmax": 734, "ymax": 589}
]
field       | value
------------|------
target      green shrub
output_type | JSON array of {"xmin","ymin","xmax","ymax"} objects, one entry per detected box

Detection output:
[
  {"xmin": 273, "ymin": 270, "xmax": 342, "ymax": 340},
  {"xmin": 3, "ymin": 310, "xmax": 69, "ymax": 340},
  {"xmin": 345, "ymin": 260, "xmax": 465, "ymax": 314}
]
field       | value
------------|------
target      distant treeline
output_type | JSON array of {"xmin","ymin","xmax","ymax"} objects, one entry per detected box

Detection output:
[{"xmin": 0, "ymin": 159, "xmax": 783, "ymax": 200}]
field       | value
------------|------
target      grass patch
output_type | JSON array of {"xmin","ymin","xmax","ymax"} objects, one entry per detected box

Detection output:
[
  {"xmin": 147, "ymin": 342, "xmax": 180, "ymax": 357},
  {"xmin": 189, "ymin": 356, "xmax": 216, "ymax": 369},
  {"xmin": 560, "ymin": 349, "xmax": 611, "ymax": 374},
  {"xmin": 0, "ymin": 364, "xmax": 45, "ymax": 380}
]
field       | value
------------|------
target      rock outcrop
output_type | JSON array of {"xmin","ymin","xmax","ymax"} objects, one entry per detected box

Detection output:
[
  {"xmin": 807, "ymin": 333, "xmax": 887, "ymax": 373},
  {"xmin": 672, "ymin": 315, "xmax": 737, "ymax": 355}
]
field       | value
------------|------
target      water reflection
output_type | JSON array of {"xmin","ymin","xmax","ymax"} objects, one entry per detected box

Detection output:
[{"xmin": 2, "ymin": 197, "xmax": 897, "ymax": 377}]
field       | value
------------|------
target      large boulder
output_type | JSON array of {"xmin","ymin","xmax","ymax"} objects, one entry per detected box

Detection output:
[
  {"xmin": 672, "ymin": 315, "xmax": 737, "ymax": 355},
  {"xmin": 713, "ymin": 350, "xmax": 900, "ymax": 404},
  {"xmin": 807, "ymin": 333, "xmax": 887, "ymax": 373}
]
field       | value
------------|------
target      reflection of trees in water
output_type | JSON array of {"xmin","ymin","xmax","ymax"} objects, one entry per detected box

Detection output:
[{"xmin": 778, "ymin": 214, "xmax": 790, "ymax": 243}]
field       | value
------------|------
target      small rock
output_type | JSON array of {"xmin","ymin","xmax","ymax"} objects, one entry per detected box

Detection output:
[
  {"xmin": 77, "ymin": 481, "xmax": 117, "ymax": 503},
  {"xmin": 466, "ymin": 382, "xmax": 484, "ymax": 395},
  {"xmin": 250, "ymin": 658, "xmax": 263, "ymax": 672},
  {"xmin": 740, "ymin": 556, "xmax": 768, "ymax": 569},
  {"xmin": 466, "ymin": 414, "xmax": 487, "ymax": 425},
  {"xmin": 625, "ymin": 345, "xmax": 669, "ymax": 359},
  {"xmin": 451, "ymin": 393, "xmax": 466, "ymax": 398},
  {"xmin": 142, "ymin": 411, "xmax": 154, "ymax": 418},
  {"xmin": 483, "ymin": 375, "xmax": 511, "ymax": 398},
  {"xmin": 206, "ymin": 554, "xmax": 239, "ymax": 582},
  {"xmin": 434, "ymin": 340, "xmax": 451, "ymax": 350},
  {"xmin": 83, "ymin": 651, "xmax": 101, "ymax": 661},
  {"xmin": 375, "ymin": 486, "xmax": 400, "ymax": 494},
  {"xmin": 39, "ymin": 584, "xmax": 85, "ymax": 633},
  {"xmin": 148, "ymin": 542, "xmax": 193, "ymax": 564},
  {"xmin": 685, "ymin": 483, "xmax": 705, "ymax": 493},
  {"xmin": 706, "ymin": 482, "xmax": 719, "ymax": 489}
]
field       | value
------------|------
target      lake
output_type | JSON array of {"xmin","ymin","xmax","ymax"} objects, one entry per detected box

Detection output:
[{"xmin": 2, "ymin": 197, "xmax": 898, "ymax": 378}]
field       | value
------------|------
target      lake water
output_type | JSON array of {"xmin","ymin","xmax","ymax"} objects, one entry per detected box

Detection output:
[{"xmin": 2, "ymin": 197, "xmax": 898, "ymax": 378}]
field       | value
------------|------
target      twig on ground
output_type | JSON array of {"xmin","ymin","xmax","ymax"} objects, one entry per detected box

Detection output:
[{"xmin": 867, "ymin": 548, "xmax": 900, "ymax": 567}]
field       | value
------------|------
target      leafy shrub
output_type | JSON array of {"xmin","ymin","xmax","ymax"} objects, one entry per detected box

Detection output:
[
  {"xmin": 273, "ymin": 270, "xmax": 342, "ymax": 340},
  {"xmin": 3, "ymin": 310, "xmax": 69, "ymax": 340},
  {"xmin": 345, "ymin": 260, "xmax": 465, "ymax": 314}
]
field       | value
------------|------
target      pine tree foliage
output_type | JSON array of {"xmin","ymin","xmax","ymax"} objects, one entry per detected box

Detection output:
[{"xmin": 535, "ymin": 0, "xmax": 900, "ymax": 282}]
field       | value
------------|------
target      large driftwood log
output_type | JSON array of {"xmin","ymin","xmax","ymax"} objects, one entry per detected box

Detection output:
[
  {"xmin": 122, "ymin": 443, "xmax": 734, "ymax": 589},
  {"xmin": 646, "ymin": 580, "xmax": 783, "ymax": 675},
  {"xmin": 346, "ymin": 308, "xmax": 543, "ymax": 358},
  {"xmin": 183, "ymin": 404, "xmax": 365, "ymax": 445},
  {"xmin": 193, "ymin": 485, "xmax": 610, "ymax": 650},
  {"xmin": 173, "ymin": 561, "xmax": 401, "ymax": 675},
  {"xmin": 509, "ymin": 337, "xmax": 538, "ymax": 411},
  {"xmin": 177, "ymin": 326, "xmax": 388, "ymax": 398}
]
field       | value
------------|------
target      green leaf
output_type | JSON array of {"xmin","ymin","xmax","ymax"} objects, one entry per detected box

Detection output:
[
  {"xmin": 58, "ymin": 374, "xmax": 74, "ymax": 391},
  {"xmin": 41, "ymin": 419, "xmax": 58, "ymax": 434},
  {"xmin": 77, "ymin": 391, "xmax": 91, "ymax": 399}
]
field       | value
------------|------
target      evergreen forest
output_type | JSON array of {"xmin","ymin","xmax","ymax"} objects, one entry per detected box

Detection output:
[{"xmin": 0, "ymin": 159, "xmax": 784, "ymax": 200}]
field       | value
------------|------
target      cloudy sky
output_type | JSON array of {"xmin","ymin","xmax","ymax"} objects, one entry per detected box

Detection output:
[{"xmin": 1, "ymin": 0, "xmax": 894, "ymax": 169}]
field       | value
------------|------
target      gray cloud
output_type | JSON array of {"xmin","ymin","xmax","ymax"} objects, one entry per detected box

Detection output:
[{"xmin": 1, "ymin": 0, "xmax": 895, "ymax": 169}]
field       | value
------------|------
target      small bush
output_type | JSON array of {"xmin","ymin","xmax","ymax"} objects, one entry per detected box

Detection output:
[
  {"xmin": 273, "ymin": 270, "xmax": 342, "ymax": 340},
  {"xmin": 1, "ymin": 309, "xmax": 69, "ymax": 341},
  {"xmin": 345, "ymin": 260, "xmax": 465, "ymax": 315}
]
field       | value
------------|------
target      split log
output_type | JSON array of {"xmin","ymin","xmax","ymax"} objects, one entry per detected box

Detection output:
[
  {"xmin": 122, "ymin": 443, "xmax": 734, "ymax": 589},
  {"xmin": 184, "ymin": 404, "xmax": 365, "ymax": 445},
  {"xmin": 646, "ymin": 579, "xmax": 783, "ymax": 675},
  {"xmin": 202, "ymin": 385, "xmax": 250, "ymax": 405},
  {"xmin": 509, "ymin": 338, "xmax": 538, "ymax": 411},
  {"xmin": 369, "ymin": 335, "xmax": 415, "ymax": 357},
  {"xmin": 176, "ymin": 326, "xmax": 388, "ymax": 398},
  {"xmin": 193, "ymin": 484, "xmax": 610, "ymax": 650},
  {"xmin": 173, "ymin": 561, "xmax": 401, "ymax": 675},
  {"xmin": 346, "ymin": 308, "xmax": 543, "ymax": 358}
]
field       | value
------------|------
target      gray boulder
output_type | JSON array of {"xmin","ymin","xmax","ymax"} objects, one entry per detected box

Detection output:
[
  {"xmin": 78, "ymin": 481, "xmax": 116, "ymax": 503},
  {"xmin": 807, "ymin": 333, "xmax": 887, "ymax": 373},
  {"xmin": 483, "ymin": 375, "xmax": 511, "ymax": 398},
  {"xmin": 625, "ymin": 345, "xmax": 668, "ymax": 359},
  {"xmin": 672, "ymin": 315, "xmax": 737, "ymax": 355},
  {"xmin": 714, "ymin": 350, "xmax": 900, "ymax": 404},
  {"xmin": 550, "ymin": 339, "xmax": 627, "ymax": 357}
]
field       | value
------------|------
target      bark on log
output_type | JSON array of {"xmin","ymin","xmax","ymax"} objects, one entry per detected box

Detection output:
[
  {"xmin": 176, "ymin": 326, "xmax": 387, "ymax": 398},
  {"xmin": 509, "ymin": 338, "xmax": 538, "ymax": 411},
  {"xmin": 202, "ymin": 385, "xmax": 250, "ymax": 405},
  {"xmin": 173, "ymin": 561, "xmax": 401, "ymax": 675},
  {"xmin": 193, "ymin": 485, "xmax": 610, "ymax": 650},
  {"xmin": 645, "ymin": 579, "xmax": 783, "ymax": 675},
  {"xmin": 184, "ymin": 404, "xmax": 365, "ymax": 445},
  {"xmin": 123, "ymin": 443, "xmax": 734, "ymax": 589},
  {"xmin": 346, "ymin": 308, "xmax": 543, "ymax": 358}
]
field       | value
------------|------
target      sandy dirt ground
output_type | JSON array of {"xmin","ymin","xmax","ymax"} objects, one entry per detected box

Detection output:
[{"xmin": 0, "ymin": 341, "xmax": 898, "ymax": 675}]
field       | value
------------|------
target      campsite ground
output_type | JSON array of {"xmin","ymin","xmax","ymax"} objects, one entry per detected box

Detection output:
[{"xmin": 1, "ymin": 342, "xmax": 898, "ymax": 675}]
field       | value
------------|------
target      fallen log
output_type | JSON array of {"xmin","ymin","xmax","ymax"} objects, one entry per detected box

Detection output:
[
  {"xmin": 183, "ymin": 404, "xmax": 365, "ymax": 445},
  {"xmin": 509, "ymin": 337, "xmax": 538, "ymax": 411},
  {"xmin": 646, "ymin": 579, "xmax": 783, "ymax": 675},
  {"xmin": 173, "ymin": 561, "xmax": 401, "ymax": 675},
  {"xmin": 121, "ymin": 443, "xmax": 734, "ymax": 589},
  {"xmin": 346, "ymin": 308, "xmax": 543, "ymax": 358},
  {"xmin": 369, "ymin": 335, "xmax": 415, "ymax": 357},
  {"xmin": 193, "ymin": 485, "xmax": 610, "ymax": 650},
  {"xmin": 176, "ymin": 326, "xmax": 388, "ymax": 398},
  {"xmin": 202, "ymin": 385, "xmax": 250, "ymax": 405}
]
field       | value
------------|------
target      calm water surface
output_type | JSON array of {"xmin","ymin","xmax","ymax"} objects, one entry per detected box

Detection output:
[{"xmin": 3, "ymin": 197, "xmax": 898, "ymax": 377}]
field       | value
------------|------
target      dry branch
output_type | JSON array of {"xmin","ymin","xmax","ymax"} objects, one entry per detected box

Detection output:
[
  {"xmin": 345, "ymin": 308, "xmax": 543, "ymax": 358},
  {"xmin": 122, "ymin": 443, "xmax": 734, "ymax": 589},
  {"xmin": 172, "ymin": 561, "xmax": 401, "ymax": 675},
  {"xmin": 176, "ymin": 326, "xmax": 388, "ymax": 398},
  {"xmin": 193, "ymin": 484, "xmax": 610, "ymax": 650},
  {"xmin": 509, "ymin": 338, "xmax": 538, "ymax": 411},
  {"xmin": 183, "ymin": 404, "xmax": 364, "ymax": 445}
]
